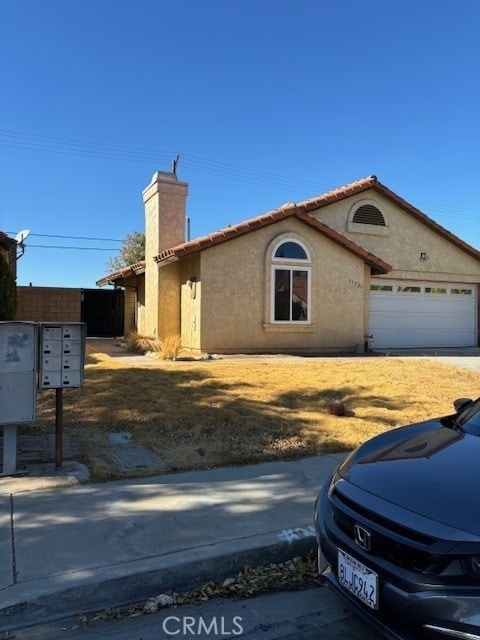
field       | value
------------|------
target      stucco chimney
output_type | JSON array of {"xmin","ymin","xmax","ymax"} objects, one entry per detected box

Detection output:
[{"xmin": 143, "ymin": 171, "xmax": 188, "ymax": 336}]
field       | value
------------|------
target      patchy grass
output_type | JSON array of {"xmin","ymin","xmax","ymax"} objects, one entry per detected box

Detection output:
[{"xmin": 28, "ymin": 347, "xmax": 480, "ymax": 482}]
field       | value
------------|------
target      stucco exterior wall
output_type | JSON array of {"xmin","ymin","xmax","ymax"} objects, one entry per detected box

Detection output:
[
  {"xmin": 143, "ymin": 173, "xmax": 188, "ymax": 337},
  {"xmin": 198, "ymin": 218, "xmax": 368, "ymax": 353},
  {"xmin": 363, "ymin": 263, "xmax": 371, "ymax": 340},
  {"xmin": 179, "ymin": 255, "xmax": 201, "ymax": 351},
  {"xmin": 158, "ymin": 262, "xmax": 181, "ymax": 339},
  {"xmin": 136, "ymin": 277, "xmax": 146, "ymax": 335},
  {"xmin": 144, "ymin": 194, "xmax": 161, "ymax": 336},
  {"xmin": 314, "ymin": 190, "xmax": 480, "ymax": 283}
]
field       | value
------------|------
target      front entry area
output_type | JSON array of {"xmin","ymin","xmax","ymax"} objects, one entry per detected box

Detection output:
[{"xmin": 369, "ymin": 280, "xmax": 477, "ymax": 348}]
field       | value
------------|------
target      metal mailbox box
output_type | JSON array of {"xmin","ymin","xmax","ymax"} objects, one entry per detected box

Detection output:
[
  {"xmin": 0, "ymin": 322, "xmax": 37, "ymax": 424},
  {"xmin": 38, "ymin": 323, "xmax": 86, "ymax": 389}
]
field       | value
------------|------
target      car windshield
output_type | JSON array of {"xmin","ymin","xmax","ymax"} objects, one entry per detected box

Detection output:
[{"xmin": 456, "ymin": 397, "xmax": 480, "ymax": 435}]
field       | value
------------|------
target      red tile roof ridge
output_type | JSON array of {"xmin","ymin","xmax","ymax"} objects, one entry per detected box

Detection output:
[
  {"xmin": 297, "ymin": 175, "xmax": 377, "ymax": 209},
  {"xmin": 154, "ymin": 176, "xmax": 381, "ymax": 265},
  {"xmin": 371, "ymin": 180, "xmax": 480, "ymax": 261},
  {"xmin": 293, "ymin": 210, "xmax": 392, "ymax": 273},
  {"xmin": 96, "ymin": 260, "xmax": 146, "ymax": 287},
  {"xmin": 296, "ymin": 176, "xmax": 480, "ymax": 262},
  {"xmin": 99, "ymin": 175, "xmax": 480, "ymax": 285},
  {"xmin": 156, "ymin": 205, "xmax": 392, "ymax": 275}
]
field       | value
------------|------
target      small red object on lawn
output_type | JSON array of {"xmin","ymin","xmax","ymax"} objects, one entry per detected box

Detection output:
[{"xmin": 328, "ymin": 399, "xmax": 345, "ymax": 416}]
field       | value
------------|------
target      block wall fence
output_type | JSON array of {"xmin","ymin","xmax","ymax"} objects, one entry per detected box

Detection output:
[{"xmin": 16, "ymin": 287, "xmax": 81, "ymax": 323}]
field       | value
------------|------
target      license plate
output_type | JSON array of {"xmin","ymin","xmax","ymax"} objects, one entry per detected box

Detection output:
[{"xmin": 338, "ymin": 549, "xmax": 379, "ymax": 610}]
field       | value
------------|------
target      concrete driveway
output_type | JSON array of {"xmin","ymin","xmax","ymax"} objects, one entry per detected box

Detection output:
[
  {"xmin": 373, "ymin": 347, "xmax": 480, "ymax": 372},
  {"xmin": 87, "ymin": 339, "xmax": 480, "ymax": 372}
]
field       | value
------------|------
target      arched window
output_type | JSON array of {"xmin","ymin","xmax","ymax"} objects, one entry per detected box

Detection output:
[
  {"xmin": 271, "ymin": 240, "xmax": 310, "ymax": 323},
  {"xmin": 274, "ymin": 241, "xmax": 308, "ymax": 260}
]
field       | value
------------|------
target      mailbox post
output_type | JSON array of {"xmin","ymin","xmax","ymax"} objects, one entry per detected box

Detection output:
[
  {"xmin": 38, "ymin": 323, "xmax": 86, "ymax": 469},
  {"xmin": 0, "ymin": 322, "xmax": 37, "ymax": 476}
]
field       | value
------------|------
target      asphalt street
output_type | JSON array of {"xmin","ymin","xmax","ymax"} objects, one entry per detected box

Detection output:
[{"xmin": 9, "ymin": 588, "xmax": 384, "ymax": 640}]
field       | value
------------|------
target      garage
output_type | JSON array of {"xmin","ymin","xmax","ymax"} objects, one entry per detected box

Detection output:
[{"xmin": 369, "ymin": 280, "xmax": 477, "ymax": 348}]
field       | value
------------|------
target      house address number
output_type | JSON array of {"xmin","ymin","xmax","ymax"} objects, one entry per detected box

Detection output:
[{"xmin": 349, "ymin": 279, "xmax": 364, "ymax": 289}]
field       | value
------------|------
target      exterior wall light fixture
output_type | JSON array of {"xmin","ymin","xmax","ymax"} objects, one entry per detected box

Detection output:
[{"xmin": 187, "ymin": 276, "xmax": 197, "ymax": 299}]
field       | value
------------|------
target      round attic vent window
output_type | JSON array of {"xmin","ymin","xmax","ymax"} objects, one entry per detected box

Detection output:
[{"xmin": 352, "ymin": 204, "xmax": 385, "ymax": 226}]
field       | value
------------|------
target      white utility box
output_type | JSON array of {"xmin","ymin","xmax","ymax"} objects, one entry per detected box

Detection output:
[
  {"xmin": 39, "ymin": 323, "xmax": 86, "ymax": 389},
  {"xmin": 0, "ymin": 321, "xmax": 37, "ymax": 424}
]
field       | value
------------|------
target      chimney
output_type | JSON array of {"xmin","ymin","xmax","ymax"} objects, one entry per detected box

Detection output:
[{"xmin": 143, "ymin": 171, "xmax": 188, "ymax": 336}]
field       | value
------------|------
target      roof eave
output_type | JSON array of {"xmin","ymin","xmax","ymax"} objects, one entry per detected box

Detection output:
[
  {"xmin": 372, "ymin": 182, "xmax": 480, "ymax": 263},
  {"xmin": 96, "ymin": 260, "xmax": 146, "ymax": 287},
  {"xmin": 301, "ymin": 178, "xmax": 480, "ymax": 263},
  {"xmin": 154, "ymin": 207, "xmax": 391, "ymax": 274}
]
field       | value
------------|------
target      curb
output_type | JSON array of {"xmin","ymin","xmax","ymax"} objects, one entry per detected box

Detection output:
[{"xmin": 0, "ymin": 525, "xmax": 318, "ymax": 632}]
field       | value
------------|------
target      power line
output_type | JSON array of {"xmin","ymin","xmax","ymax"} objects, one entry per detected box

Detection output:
[
  {"xmin": 0, "ymin": 129, "xmax": 331, "ymax": 192},
  {"xmin": 27, "ymin": 244, "xmax": 119, "ymax": 251},
  {"xmin": 0, "ymin": 139, "xmax": 315, "ymax": 193},
  {"xmin": 0, "ymin": 128, "xmax": 326, "ymax": 189},
  {"xmin": 1, "ymin": 128, "xmax": 479, "ymax": 216},
  {"xmin": 5, "ymin": 231, "xmax": 123, "ymax": 242}
]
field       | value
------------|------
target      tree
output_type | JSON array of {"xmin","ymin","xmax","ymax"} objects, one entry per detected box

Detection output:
[
  {"xmin": 0, "ymin": 253, "xmax": 17, "ymax": 320},
  {"xmin": 105, "ymin": 231, "xmax": 145, "ymax": 273}
]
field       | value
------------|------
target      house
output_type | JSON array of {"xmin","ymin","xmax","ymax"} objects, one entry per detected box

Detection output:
[
  {"xmin": 97, "ymin": 172, "xmax": 480, "ymax": 352},
  {"xmin": 0, "ymin": 231, "xmax": 17, "ymax": 281}
]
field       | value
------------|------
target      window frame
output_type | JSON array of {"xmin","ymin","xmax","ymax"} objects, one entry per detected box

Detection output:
[
  {"xmin": 270, "ymin": 238, "xmax": 311, "ymax": 324},
  {"xmin": 271, "ymin": 238, "xmax": 311, "ymax": 264}
]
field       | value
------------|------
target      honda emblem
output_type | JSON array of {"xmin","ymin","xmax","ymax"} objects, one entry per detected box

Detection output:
[{"xmin": 354, "ymin": 523, "xmax": 372, "ymax": 551}]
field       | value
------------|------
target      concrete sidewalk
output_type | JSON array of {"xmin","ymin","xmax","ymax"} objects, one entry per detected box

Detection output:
[{"xmin": 0, "ymin": 453, "xmax": 346, "ymax": 632}]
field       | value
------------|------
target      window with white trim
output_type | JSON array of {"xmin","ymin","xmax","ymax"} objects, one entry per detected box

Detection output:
[{"xmin": 271, "ymin": 240, "xmax": 311, "ymax": 323}]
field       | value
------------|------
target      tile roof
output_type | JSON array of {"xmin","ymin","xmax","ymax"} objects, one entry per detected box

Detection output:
[
  {"xmin": 96, "ymin": 260, "xmax": 146, "ymax": 287},
  {"xmin": 300, "ymin": 176, "xmax": 480, "ymax": 261},
  {"xmin": 97, "ymin": 175, "xmax": 480, "ymax": 285},
  {"xmin": 154, "ymin": 175, "xmax": 480, "ymax": 267},
  {"xmin": 156, "ymin": 214, "xmax": 392, "ymax": 274},
  {"xmin": 154, "ymin": 192, "xmax": 392, "ymax": 274}
]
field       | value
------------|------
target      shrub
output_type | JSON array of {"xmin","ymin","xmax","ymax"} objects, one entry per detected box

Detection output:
[
  {"xmin": 125, "ymin": 331, "xmax": 161, "ymax": 353},
  {"xmin": 160, "ymin": 334, "xmax": 181, "ymax": 360},
  {"xmin": 125, "ymin": 331, "xmax": 182, "ymax": 360},
  {"xmin": 0, "ymin": 254, "xmax": 17, "ymax": 320}
]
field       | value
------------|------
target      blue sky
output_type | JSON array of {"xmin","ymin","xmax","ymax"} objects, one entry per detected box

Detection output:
[{"xmin": 1, "ymin": 0, "xmax": 479, "ymax": 288}]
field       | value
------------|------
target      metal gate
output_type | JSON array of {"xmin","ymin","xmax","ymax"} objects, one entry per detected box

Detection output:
[{"xmin": 81, "ymin": 289, "xmax": 124, "ymax": 337}]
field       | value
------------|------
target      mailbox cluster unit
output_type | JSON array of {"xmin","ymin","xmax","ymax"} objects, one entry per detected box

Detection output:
[
  {"xmin": 39, "ymin": 323, "xmax": 86, "ymax": 389},
  {"xmin": 1, "ymin": 321, "xmax": 86, "ymax": 475},
  {"xmin": 0, "ymin": 322, "xmax": 87, "ymax": 427}
]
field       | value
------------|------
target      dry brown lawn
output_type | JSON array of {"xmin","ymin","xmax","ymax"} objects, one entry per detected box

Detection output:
[{"xmin": 28, "ymin": 347, "xmax": 480, "ymax": 482}]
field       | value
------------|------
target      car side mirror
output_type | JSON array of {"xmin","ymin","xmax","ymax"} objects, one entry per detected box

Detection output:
[{"xmin": 454, "ymin": 398, "xmax": 473, "ymax": 413}]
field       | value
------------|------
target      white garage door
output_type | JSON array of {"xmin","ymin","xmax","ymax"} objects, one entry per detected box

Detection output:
[{"xmin": 369, "ymin": 280, "xmax": 477, "ymax": 348}]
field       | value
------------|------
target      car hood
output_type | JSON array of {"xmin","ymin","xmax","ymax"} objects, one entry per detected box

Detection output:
[{"xmin": 339, "ymin": 420, "xmax": 480, "ymax": 537}]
